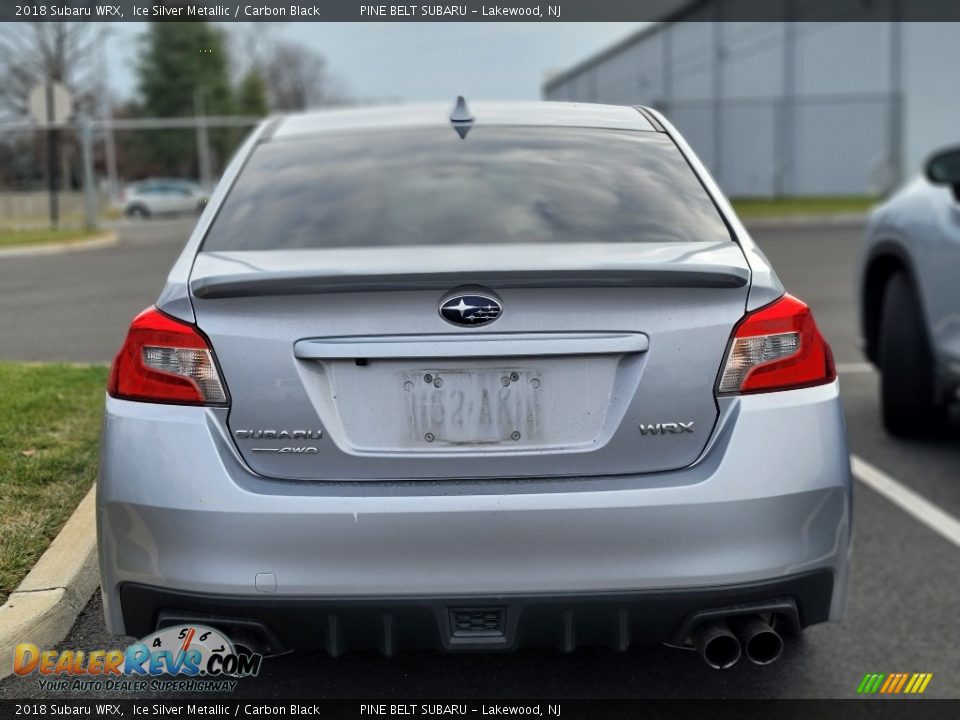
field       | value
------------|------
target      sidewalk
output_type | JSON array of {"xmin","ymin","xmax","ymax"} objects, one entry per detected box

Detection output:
[{"xmin": 0, "ymin": 231, "xmax": 117, "ymax": 259}]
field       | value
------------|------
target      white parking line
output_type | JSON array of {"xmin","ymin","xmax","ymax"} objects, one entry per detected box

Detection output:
[
  {"xmin": 836, "ymin": 362, "xmax": 875, "ymax": 374},
  {"xmin": 851, "ymin": 454, "xmax": 960, "ymax": 549}
]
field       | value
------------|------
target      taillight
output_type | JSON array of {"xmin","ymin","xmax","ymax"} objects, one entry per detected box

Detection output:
[
  {"xmin": 717, "ymin": 294, "xmax": 836, "ymax": 395},
  {"xmin": 107, "ymin": 307, "xmax": 227, "ymax": 405}
]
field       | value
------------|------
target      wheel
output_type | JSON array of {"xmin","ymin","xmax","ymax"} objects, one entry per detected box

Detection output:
[
  {"xmin": 878, "ymin": 271, "xmax": 946, "ymax": 437},
  {"xmin": 125, "ymin": 204, "xmax": 150, "ymax": 219}
]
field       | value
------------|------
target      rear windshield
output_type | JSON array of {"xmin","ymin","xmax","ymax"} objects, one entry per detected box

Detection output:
[{"xmin": 202, "ymin": 126, "xmax": 731, "ymax": 251}]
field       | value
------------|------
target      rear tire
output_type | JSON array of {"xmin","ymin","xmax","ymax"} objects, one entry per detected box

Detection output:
[
  {"xmin": 878, "ymin": 272, "xmax": 945, "ymax": 437},
  {"xmin": 125, "ymin": 204, "xmax": 150, "ymax": 219}
]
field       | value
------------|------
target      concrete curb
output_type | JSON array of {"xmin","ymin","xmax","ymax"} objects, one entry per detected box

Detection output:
[
  {"xmin": 0, "ymin": 485, "xmax": 98, "ymax": 679},
  {"xmin": 742, "ymin": 212, "xmax": 868, "ymax": 230},
  {"xmin": 0, "ymin": 231, "xmax": 118, "ymax": 259}
]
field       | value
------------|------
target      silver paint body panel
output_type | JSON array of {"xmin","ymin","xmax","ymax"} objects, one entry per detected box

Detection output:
[
  {"xmin": 99, "ymin": 382, "xmax": 851, "ymax": 635},
  {"xmin": 863, "ymin": 176, "xmax": 960, "ymax": 387}
]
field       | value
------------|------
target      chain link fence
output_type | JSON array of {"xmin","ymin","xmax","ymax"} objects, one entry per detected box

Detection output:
[{"xmin": 0, "ymin": 116, "xmax": 259, "ymax": 229}]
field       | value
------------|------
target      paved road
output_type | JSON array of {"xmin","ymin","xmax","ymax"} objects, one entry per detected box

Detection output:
[
  {"xmin": 0, "ymin": 219, "xmax": 195, "ymax": 363},
  {"xmin": 1, "ymin": 219, "xmax": 958, "ymax": 699}
]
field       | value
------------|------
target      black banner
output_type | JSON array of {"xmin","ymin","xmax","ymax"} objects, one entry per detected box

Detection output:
[
  {"xmin": 2, "ymin": 700, "xmax": 960, "ymax": 719},
  {"xmin": 3, "ymin": 0, "xmax": 960, "ymax": 23}
]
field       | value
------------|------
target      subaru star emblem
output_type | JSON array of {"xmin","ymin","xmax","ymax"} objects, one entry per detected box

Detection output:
[{"xmin": 439, "ymin": 293, "xmax": 502, "ymax": 327}]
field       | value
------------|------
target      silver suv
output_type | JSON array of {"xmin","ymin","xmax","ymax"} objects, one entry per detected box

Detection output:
[
  {"xmin": 861, "ymin": 146, "xmax": 960, "ymax": 437},
  {"xmin": 98, "ymin": 100, "xmax": 851, "ymax": 670}
]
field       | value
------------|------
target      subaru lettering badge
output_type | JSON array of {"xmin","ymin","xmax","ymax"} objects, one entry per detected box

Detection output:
[{"xmin": 439, "ymin": 293, "xmax": 502, "ymax": 327}]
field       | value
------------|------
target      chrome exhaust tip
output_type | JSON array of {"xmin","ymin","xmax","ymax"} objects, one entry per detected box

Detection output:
[
  {"xmin": 693, "ymin": 621, "xmax": 742, "ymax": 670},
  {"xmin": 731, "ymin": 615, "xmax": 784, "ymax": 666}
]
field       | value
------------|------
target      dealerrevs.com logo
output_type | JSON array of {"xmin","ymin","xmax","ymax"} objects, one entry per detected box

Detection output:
[{"xmin": 13, "ymin": 624, "xmax": 262, "ymax": 693}]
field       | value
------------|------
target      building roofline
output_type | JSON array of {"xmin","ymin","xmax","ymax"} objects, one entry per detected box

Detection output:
[{"xmin": 542, "ymin": 1, "xmax": 704, "ymax": 95}]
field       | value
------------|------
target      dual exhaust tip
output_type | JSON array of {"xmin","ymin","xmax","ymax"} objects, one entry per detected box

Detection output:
[{"xmin": 692, "ymin": 615, "xmax": 784, "ymax": 670}]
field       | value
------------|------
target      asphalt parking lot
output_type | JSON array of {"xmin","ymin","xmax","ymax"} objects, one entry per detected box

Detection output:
[{"xmin": 1, "ymin": 217, "xmax": 958, "ymax": 699}]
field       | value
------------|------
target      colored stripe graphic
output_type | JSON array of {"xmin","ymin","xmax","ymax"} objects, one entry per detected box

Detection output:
[
  {"xmin": 857, "ymin": 673, "xmax": 933, "ymax": 694},
  {"xmin": 907, "ymin": 673, "xmax": 934, "ymax": 694},
  {"xmin": 856, "ymin": 673, "xmax": 885, "ymax": 694}
]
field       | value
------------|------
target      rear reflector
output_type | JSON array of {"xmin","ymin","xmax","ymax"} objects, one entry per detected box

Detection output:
[
  {"xmin": 108, "ymin": 307, "xmax": 227, "ymax": 405},
  {"xmin": 718, "ymin": 294, "xmax": 836, "ymax": 395}
]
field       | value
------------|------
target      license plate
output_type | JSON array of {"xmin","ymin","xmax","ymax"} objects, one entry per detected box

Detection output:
[{"xmin": 404, "ymin": 368, "xmax": 543, "ymax": 445}]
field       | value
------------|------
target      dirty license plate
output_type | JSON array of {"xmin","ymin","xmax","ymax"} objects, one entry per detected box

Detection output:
[{"xmin": 404, "ymin": 368, "xmax": 543, "ymax": 445}]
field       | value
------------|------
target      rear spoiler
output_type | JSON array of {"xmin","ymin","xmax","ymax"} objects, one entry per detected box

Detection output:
[
  {"xmin": 190, "ymin": 243, "xmax": 750, "ymax": 299},
  {"xmin": 192, "ymin": 267, "xmax": 747, "ymax": 298}
]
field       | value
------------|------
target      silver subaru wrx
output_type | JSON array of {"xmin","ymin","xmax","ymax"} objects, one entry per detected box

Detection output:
[{"xmin": 97, "ymin": 100, "xmax": 851, "ymax": 669}]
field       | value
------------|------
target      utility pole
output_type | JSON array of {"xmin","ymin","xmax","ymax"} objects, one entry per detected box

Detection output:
[
  {"xmin": 46, "ymin": 81, "xmax": 60, "ymax": 229},
  {"xmin": 194, "ymin": 87, "xmax": 212, "ymax": 187},
  {"xmin": 98, "ymin": 26, "xmax": 119, "ymax": 199},
  {"xmin": 29, "ymin": 81, "xmax": 72, "ymax": 229},
  {"xmin": 80, "ymin": 116, "xmax": 98, "ymax": 230}
]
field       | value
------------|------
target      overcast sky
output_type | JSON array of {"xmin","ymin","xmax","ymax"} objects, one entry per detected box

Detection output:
[{"xmin": 105, "ymin": 22, "xmax": 645, "ymax": 103}]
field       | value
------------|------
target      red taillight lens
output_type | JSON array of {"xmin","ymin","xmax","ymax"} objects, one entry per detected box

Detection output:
[
  {"xmin": 108, "ymin": 307, "xmax": 227, "ymax": 405},
  {"xmin": 717, "ymin": 294, "xmax": 836, "ymax": 395}
]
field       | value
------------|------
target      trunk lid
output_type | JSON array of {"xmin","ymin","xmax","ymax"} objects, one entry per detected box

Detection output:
[{"xmin": 190, "ymin": 241, "xmax": 749, "ymax": 480}]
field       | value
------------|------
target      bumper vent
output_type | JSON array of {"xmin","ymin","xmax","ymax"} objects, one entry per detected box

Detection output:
[{"xmin": 450, "ymin": 607, "xmax": 506, "ymax": 637}]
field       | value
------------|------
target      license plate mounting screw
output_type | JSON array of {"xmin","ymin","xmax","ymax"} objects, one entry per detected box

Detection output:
[
  {"xmin": 511, "ymin": 431, "xmax": 521, "ymax": 441},
  {"xmin": 425, "ymin": 433, "xmax": 435, "ymax": 442}
]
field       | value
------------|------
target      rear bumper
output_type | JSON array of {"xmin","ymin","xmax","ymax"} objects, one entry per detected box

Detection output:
[
  {"xmin": 98, "ymin": 381, "xmax": 852, "ymax": 648},
  {"xmin": 120, "ymin": 571, "xmax": 832, "ymax": 654}
]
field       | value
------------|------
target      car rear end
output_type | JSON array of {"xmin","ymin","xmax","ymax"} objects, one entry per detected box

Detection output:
[{"xmin": 97, "ymin": 102, "xmax": 850, "ymax": 667}]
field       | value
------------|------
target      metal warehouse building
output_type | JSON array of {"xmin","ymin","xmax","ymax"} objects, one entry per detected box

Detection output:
[{"xmin": 543, "ymin": 3, "xmax": 960, "ymax": 197}]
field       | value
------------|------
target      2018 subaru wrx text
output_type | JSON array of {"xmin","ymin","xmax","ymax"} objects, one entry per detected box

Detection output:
[{"xmin": 98, "ymin": 99, "xmax": 851, "ymax": 670}]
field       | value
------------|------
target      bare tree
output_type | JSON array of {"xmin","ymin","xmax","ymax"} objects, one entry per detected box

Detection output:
[
  {"xmin": 0, "ymin": 23, "xmax": 103, "ymax": 193},
  {"xmin": 0, "ymin": 22, "xmax": 100, "ymax": 120},
  {"xmin": 229, "ymin": 22, "xmax": 280, "ymax": 82},
  {"xmin": 262, "ymin": 39, "xmax": 348, "ymax": 111}
]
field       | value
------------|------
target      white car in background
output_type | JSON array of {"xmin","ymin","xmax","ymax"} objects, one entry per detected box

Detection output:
[
  {"xmin": 861, "ymin": 146, "xmax": 960, "ymax": 436},
  {"xmin": 122, "ymin": 179, "xmax": 210, "ymax": 218}
]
